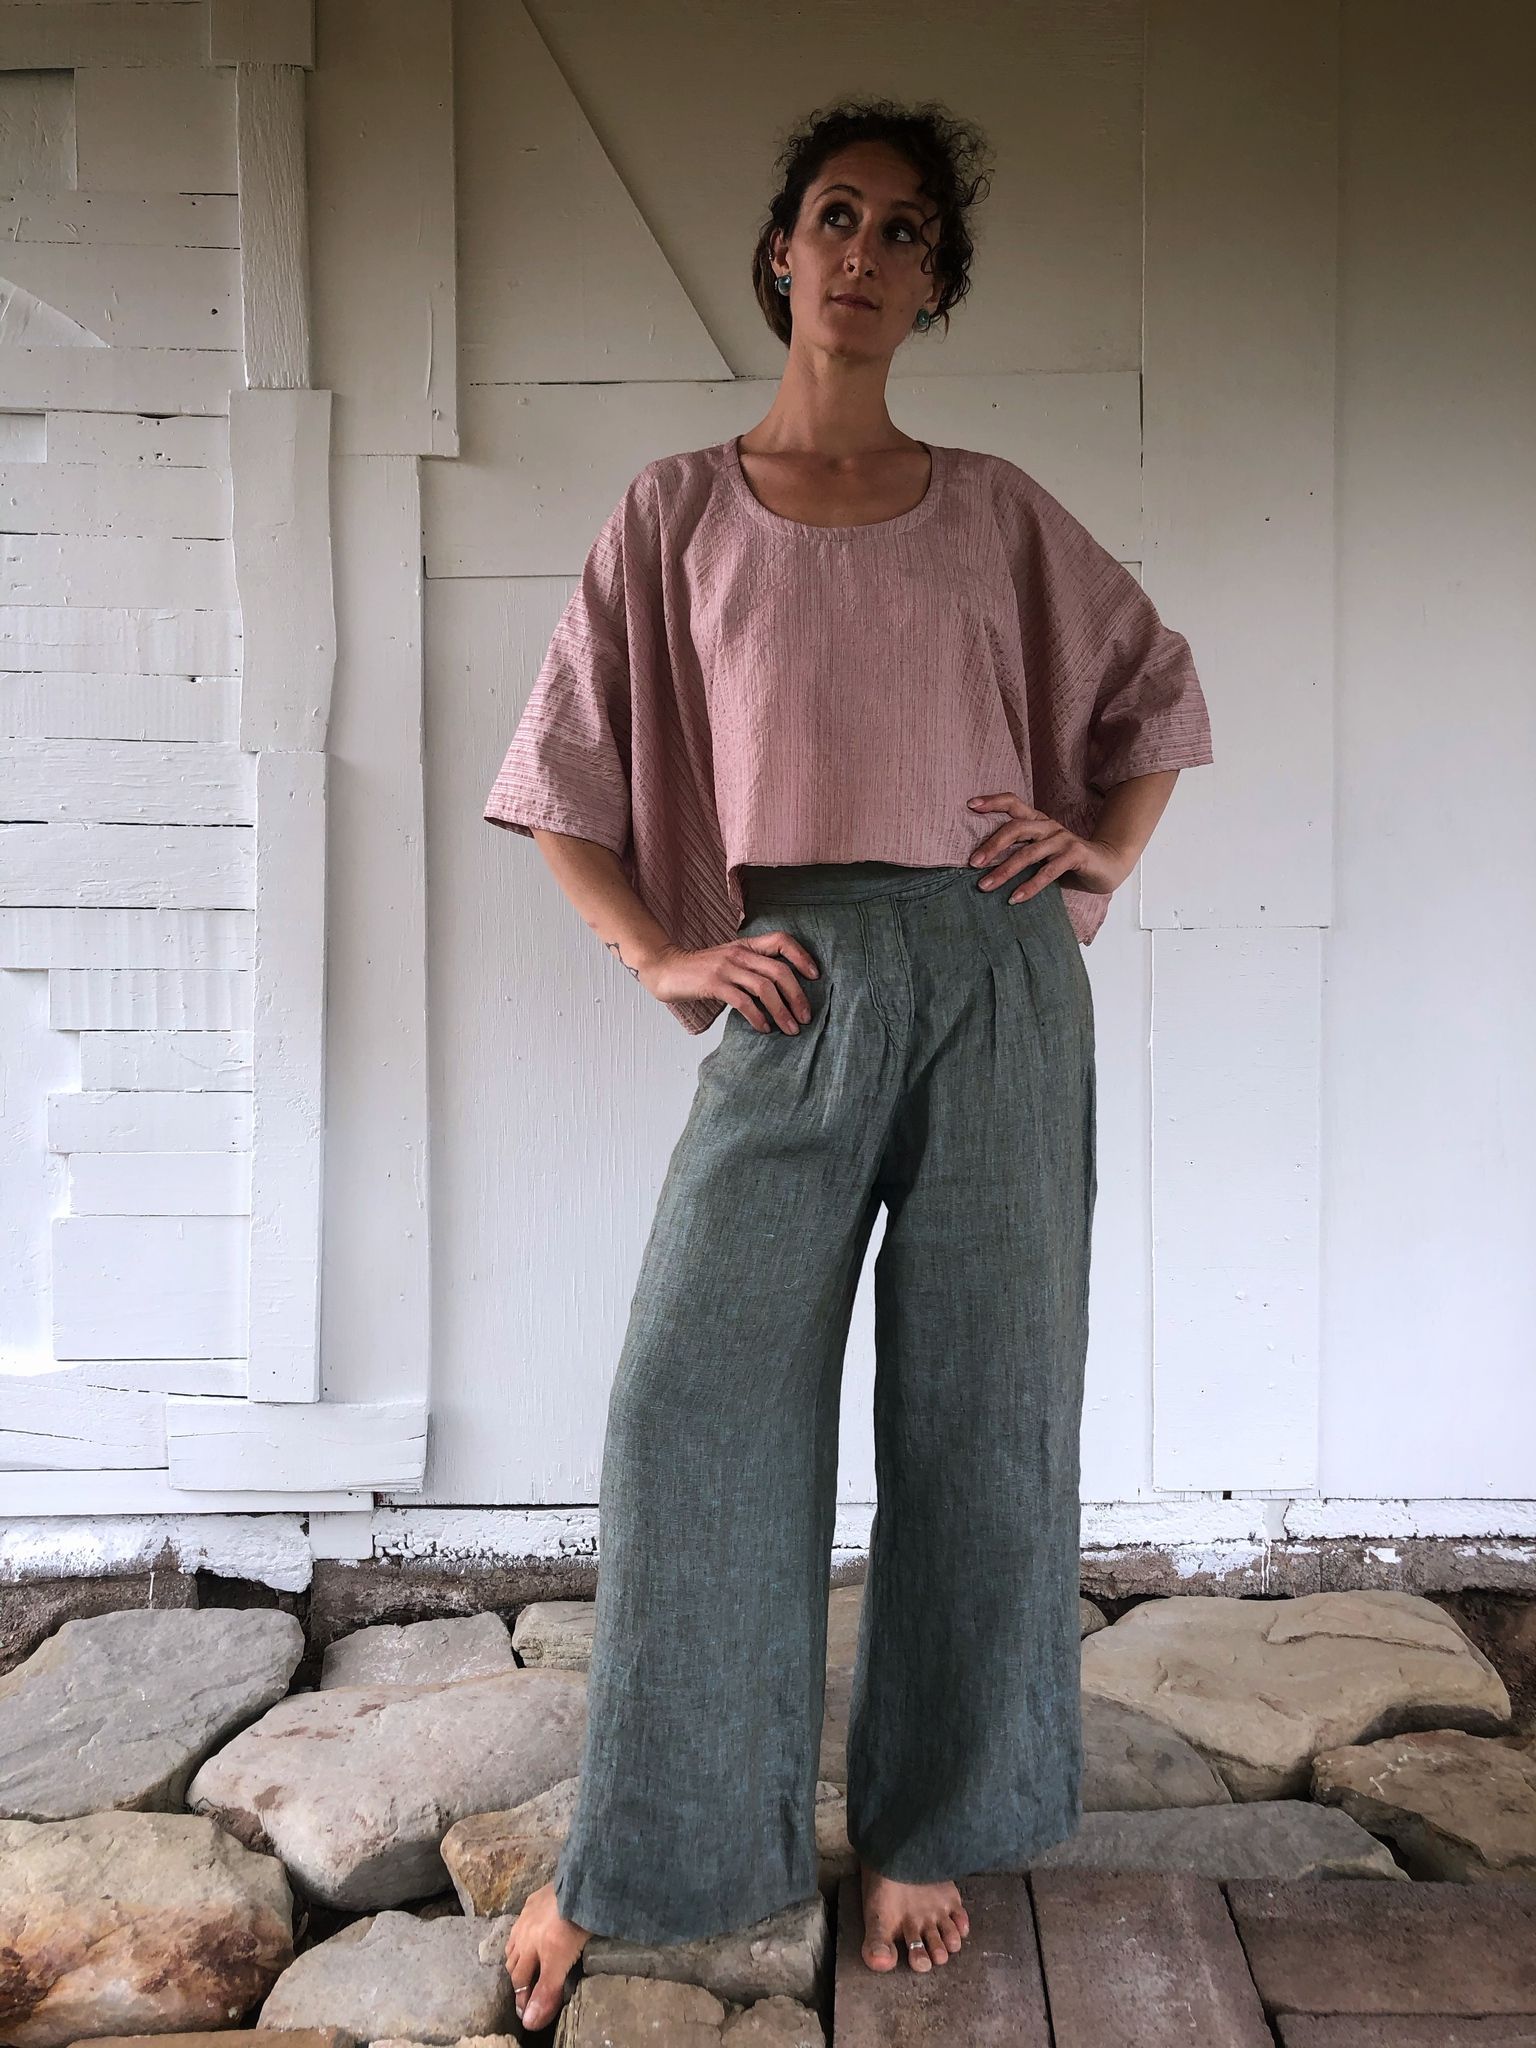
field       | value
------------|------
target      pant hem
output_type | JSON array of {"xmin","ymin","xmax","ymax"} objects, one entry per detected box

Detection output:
[
  {"xmin": 554, "ymin": 1866, "xmax": 825, "ymax": 1948},
  {"xmin": 848, "ymin": 1806, "xmax": 1082, "ymax": 1886}
]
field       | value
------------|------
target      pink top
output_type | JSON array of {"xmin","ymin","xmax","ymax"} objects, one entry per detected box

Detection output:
[{"xmin": 485, "ymin": 435, "xmax": 1214, "ymax": 1035}]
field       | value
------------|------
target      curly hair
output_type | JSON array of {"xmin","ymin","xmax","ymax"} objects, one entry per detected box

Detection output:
[{"xmin": 750, "ymin": 97, "xmax": 993, "ymax": 346}]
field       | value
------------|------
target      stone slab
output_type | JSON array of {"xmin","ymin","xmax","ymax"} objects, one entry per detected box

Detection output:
[
  {"xmin": 1226, "ymin": 1877, "xmax": 1536, "ymax": 2017},
  {"xmin": 1, "ymin": 1810, "xmax": 293, "ymax": 2048},
  {"xmin": 721, "ymin": 1996, "xmax": 827, "ymax": 2044},
  {"xmin": 1310, "ymin": 1729, "xmax": 1536, "ymax": 1881},
  {"xmin": 1029, "ymin": 1868, "xmax": 1272, "ymax": 2047},
  {"xmin": 187, "ymin": 1668, "xmax": 587, "ymax": 1908},
  {"xmin": 1081, "ymin": 1693, "xmax": 1233, "ymax": 1809},
  {"xmin": 258, "ymin": 1908, "xmax": 518, "ymax": 2042},
  {"xmin": 439, "ymin": 1777, "xmax": 580, "ymax": 1916},
  {"xmin": 552, "ymin": 1974, "xmax": 728, "ymax": 2045},
  {"xmin": 0, "ymin": 1607, "xmax": 304, "ymax": 1819},
  {"xmin": 372, "ymin": 2038, "xmax": 518, "ymax": 2048},
  {"xmin": 510, "ymin": 1601, "xmax": 594, "ymax": 1671},
  {"xmin": 1080, "ymin": 1592, "xmax": 1511, "ymax": 1800},
  {"xmin": 0, "ymin": 1573, "xmax": 200, "ymax": 1678},
  {"xmin": 1030, "ymin": 1799, "xmax": 1404, "ymax": 1879},
  {"xmin": 320, "ymin": 1614, "xmax": 516, "ymax": 1688},
  {"xmin": 830, "ymin": 1869, "xmax": 1049, "ymax": 2045},
  {"xmin": 582, "ymin": 1892, "xmax": 827, "ymax": 2009}
]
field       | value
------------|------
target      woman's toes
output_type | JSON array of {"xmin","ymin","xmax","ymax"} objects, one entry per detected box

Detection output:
[
  {"xmin": 513, "ymin": 1961, "xmax": 543, "ymax": 2030},
  {"xmin": 924, "ymin": 1918, "xmax": 951, "ymax": 1963},
  {"xmin": 862, "ymin": 1926, "xmax": 900, "ymax": 1971},
  {"xmin": 520, "ymin": 1964, "xmax": 561, "ymax": 2032},
  {"xmin": 905, "ymin": 1929, "xmax": 933, "ymax": 1972},
  {"xmin": 502, "ymin": 1882, "xmax": 594, "ymax": 2031},
  {"xmin": 936, "ymin": 1911, "xmax": 964, "ymax": 1952},
  {"xmin": 508, "ymin": 1939, "xmax": 555, "ymax": 2028},
  {"xmin": 503, "ymin": 1944, "xmax": 530, "ymax": 2012}
]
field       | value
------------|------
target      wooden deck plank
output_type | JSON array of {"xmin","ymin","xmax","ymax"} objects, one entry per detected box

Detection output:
[
  {"xmin": 832, "ymin": 1870, "xmax": 1050, "ymax": 2045},
  {"xmin": 1278, "ymin": 2016, "xmax": 1536, "ymax": 2045},
  {"xmin": 1029, "ymin": 1869, "xmax": 1272, "ymax": 2046},
  {"xmin": 1227, "ymin": 1878, "xmax": 1536, "ymax": 2018}
]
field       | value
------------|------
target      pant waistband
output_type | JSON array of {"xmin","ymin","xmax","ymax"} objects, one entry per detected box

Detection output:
[{"xmin": 737, "ymin": 858, "xmax": 1052, "ymax": 909}]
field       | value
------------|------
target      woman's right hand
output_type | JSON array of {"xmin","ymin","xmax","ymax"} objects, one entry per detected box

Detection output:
[{"xmin": 638, "ymin": 933, "xmax": 820, "ymax": 1034}]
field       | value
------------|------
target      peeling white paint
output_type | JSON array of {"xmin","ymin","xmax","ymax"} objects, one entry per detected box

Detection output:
[
  {"xmin": 368, "ymin": 1501, "xmax": 863, "ymax": 1570},
  {"xmin": 1284, "ymin": 1498, "xmax": 1536, "ymax": 1540},
  {"xmin": 3, "ymin": 1504, "xmax": 1536, "ymax": 1594},
  {"xmin": 371, "ymin": 1507, "xmax": 603, "ymax": 1564},
  {"xmin": 1082, "ymin": 1496, "xmax": 1272, "ymax": 1544},
  {"xmin": 0, "ymin": 1514, "xmax": 312, "ymax": 1592}
]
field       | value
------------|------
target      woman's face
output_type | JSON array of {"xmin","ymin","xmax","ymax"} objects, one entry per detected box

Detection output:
[{"xmin": 772, "ymin": 141, "xmax": 943, "ymax": 358}]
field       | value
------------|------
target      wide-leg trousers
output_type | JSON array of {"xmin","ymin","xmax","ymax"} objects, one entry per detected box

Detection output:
[{"xmin": 552, "ymin": 857, "xmax": 1098, "ymax": 1944}]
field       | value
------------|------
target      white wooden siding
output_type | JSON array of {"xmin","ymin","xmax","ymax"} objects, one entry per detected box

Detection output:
[
  {"xmin": 2, "ymin": 0, "xmax": 1532, "ymax": 1553},
  {"xmin": 0, "ymin": 0, "xmax": 425, "ymax": 1491}
]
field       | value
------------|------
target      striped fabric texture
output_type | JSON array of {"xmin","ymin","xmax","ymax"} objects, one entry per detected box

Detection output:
[{"xmin": 485, "ymin": 435, "xmax": 1214, "ymax": 1035}]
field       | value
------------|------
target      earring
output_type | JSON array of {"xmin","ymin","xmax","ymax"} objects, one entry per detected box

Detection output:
[
  {"xmin": 915, "ymin": 307, "xmax": 935, "ymax": 331},
  {"xmin": 776, "ymin": 272, "xmax": 792, "ymax": 295}
]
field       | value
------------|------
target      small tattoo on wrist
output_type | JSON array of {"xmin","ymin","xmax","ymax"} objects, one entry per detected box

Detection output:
[{"xmin": 605, "ymin": 939, "xmax": 640, "ymax": 981}]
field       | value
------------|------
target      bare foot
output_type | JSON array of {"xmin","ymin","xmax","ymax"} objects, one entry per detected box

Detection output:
[
  {"xmin": 858, "ymin": 1857, "xmax": 971, "ymax": 1973},
  {"xmin": 503, "ymin": 1881, "xmax": 592, "ymax": 2032}
]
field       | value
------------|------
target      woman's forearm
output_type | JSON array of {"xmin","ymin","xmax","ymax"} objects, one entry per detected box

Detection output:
[
  {"xmin": 1090, "ymin": 768, "xmax": 1181, "ymax": 879},
  {"xmin": 530, "ymin": 829, "xmax": 674, "ymax": 981}
]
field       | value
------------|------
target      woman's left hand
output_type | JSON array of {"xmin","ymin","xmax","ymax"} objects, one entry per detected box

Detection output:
[{"xmin": 965, "ymin": 793, "xmax": 1130, "ymax": 902}]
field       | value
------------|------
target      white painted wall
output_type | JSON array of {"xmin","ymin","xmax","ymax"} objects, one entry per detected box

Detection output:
[
  {"xmin": 0, "ymin": 0, "xmax": 428, "ymax": 1510},
  {"xmin": 1321, "ymin": 4, "xmax": 1535, "ymax": 1499},
  {"xmin": 423, "ymin": 0, "xmax": 1536, "ymax": 1529},
  {"xmin": 1, "ymin": 0, "xmax": 1531, "ymax": 1569}
]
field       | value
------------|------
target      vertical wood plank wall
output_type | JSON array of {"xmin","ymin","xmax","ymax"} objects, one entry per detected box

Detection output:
[
  {"xmin": 1321, "ymin": 0, "xmax": 1534, "ymax": 1502},
  {"xmin": 1144, "ymin": 3, "xmax": 1338, "ymax": 1495}
]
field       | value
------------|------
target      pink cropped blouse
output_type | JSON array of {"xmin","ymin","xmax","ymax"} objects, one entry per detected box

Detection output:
[{"xmin": 485, "ymin": 435, "xmax": 1214, "ymax": 1035}]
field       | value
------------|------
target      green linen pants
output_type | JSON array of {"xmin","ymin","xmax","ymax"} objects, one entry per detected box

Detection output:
[{"xmin": 552, "ymin": 858, "xmax": 1098, "ymax": 1944}]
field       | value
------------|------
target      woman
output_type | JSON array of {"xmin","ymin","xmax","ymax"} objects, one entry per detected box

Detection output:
[{"xmin": 488, "ymin": 97, "xmax": 1213, "ymax": 2032}]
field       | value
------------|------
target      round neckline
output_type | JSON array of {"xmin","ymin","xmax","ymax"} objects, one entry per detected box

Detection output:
[{"xmin": 725, "ymin": 434, "xmax": 946, "ymax": 537}]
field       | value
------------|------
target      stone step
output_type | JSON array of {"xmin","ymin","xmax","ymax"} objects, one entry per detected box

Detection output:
[
  {"xmin": 1029, "ymin": 1869, "xmax": 1273, "ymax": 2046},
  {"xmin": 1226, "ymin": 1877, "xmax": 1536, "ymax": 2018},
  {"xmin": 830, "ymin": 1871, "xmax": 1049, "ymax": 2045}
]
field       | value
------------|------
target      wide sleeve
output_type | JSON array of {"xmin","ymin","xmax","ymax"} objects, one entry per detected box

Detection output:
[
  {"xmin": 1005, "ymin": 467, "xmax": 1214, "ymax": 804},
  {"xmin": 1080, "ymin": 571, "xmax": 1213, "ymax": 795},
  {"xmin": 483, "ymin": 495, "xmax": 634, "ymax": 861}
]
